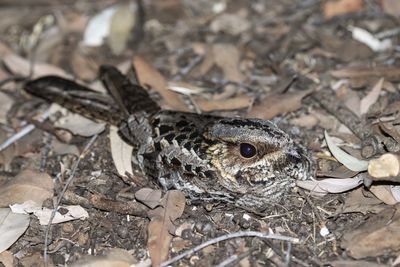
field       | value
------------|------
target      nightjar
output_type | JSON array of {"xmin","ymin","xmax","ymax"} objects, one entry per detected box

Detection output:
[{"xmin": 25, "ymin": 65, "xmax": 315, "ymax": 211}]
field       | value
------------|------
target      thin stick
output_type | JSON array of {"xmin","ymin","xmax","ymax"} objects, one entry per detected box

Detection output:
[
  {"xmin": 43, "ymin": 134, "xmax": 98, "ymax": 267},
  {"xmin": 160, "ymin": 231, "xmax": 300, "ymax": 267},
  {"xmin": 0, "ymin": 109, "xmax": 51, "ymax": 152}
]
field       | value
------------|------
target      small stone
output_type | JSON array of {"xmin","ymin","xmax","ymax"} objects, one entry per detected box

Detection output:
[
  {"xmin": 62, "ymin": 222, "xmax": 74, "ymax": 233},
  {"xmin": 117, "ymin": 226, "xmax": 129, "ymax": 239}
]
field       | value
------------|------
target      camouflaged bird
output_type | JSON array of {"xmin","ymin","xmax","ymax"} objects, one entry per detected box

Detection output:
[{"xmin": 25, "ymin": 65, "xmax": 315, "ymax": 211}]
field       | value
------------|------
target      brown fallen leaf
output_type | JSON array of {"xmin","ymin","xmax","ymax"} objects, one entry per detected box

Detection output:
[
  {"xmin": 147, "ymin": 190, "xmax": 186, "ymax": 266},
  {"xmin": 212, "ymin": 43, "xmax": 244, "ymax": 83},
  {"xmin": 369, "ymin": 185, "xmax": 398, "ymax": 205},
  {"xmin": 289, "ymin": 114, "xmax": 319, "ymax": 128},
  {"xmin": 71, "ymin": 49, "xmax": 99, "ymax": 81},
  {"xmin": 0, "ymin": 169, "xmax": 54, "ymax": 207},
  {"xmin": 381, "ymin": 0, "xmax": 400, "ymax": 17},
  {"xmin": 323, "ymin": 0, "xmax": 364, "ymax": 19},
  {"xmin": 132, "ymin": 56, "xmax": 189, "ymax": 112},
  {"xmin": 194, "ymin": 95, "xmax": 253, "ymax": 112},
  {"xmin": 247, "ymin": 89, "xmax": 313, "ymax": 120},
  {"xmin": 379, "ymin": 122, "xmax": 400, "ymax": 144},
  {"xmin": 135, "ymin": 188, "xmax": 162, "ymax": 209},
  {"xmin": 360, "ymin": 78, "xmax": 384, "ymax": 115},
  {"xmin": 0, "ymin": 251, "xmax": 14, "ymax": 267},
  {"xmin": 0, "ymin": 92, "xmax": 13, "ymax": 124},
  {"xmin": 71, "ymin": 248, "xmax": 138, "ymax": 267},
  {"xmin": 340, "ymin": 188, "xmax": 386, "ymax": 214},
  {"xmin": 0, "ymin": 128, "xmax": 42, "ymax": 166},
  {"xmin": 341, "ymin": 206, "xmax": 400, "ymax": 258},
  {"xmin": 331, "ymin": 67, "xmax": 400, "ymax": 81},
  {"xmin": 3, "ymin": 54, "xmax": 70, "ymax": 79}
]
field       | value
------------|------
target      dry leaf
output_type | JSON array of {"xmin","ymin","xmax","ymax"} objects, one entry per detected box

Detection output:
[
  {"xmin": 341, "ymin": 206, "xmax": 400, "ymax": 258},
  {"xmin": 210, "ymin": 13, "xmax": 251, "ymax": 35},
  {"xmin": 0, "ymin": 92, "xmax": 13, "ymax": 124},
  {"xmin": 391, "ymin": 186, "xmax": 400, "ymax": 202},
  {"xmin": 71, "ymin": 50, "xmax": 99, "ymax": 81},
  {"xmin": 135, "ymin": 188, "xmax": 162, "ymax": 209},
  {"xmin": 71, "ymin": 248, "xmax": 138, "ymax": 267},
  {"xmin": 0, "ymin": 127, "xmax": 42, "ymax": 166},
  {"xmin": 340, "ymin": 188, "xmax": 386, "ymax": 214},
  {"xmin": 0, "ymin": 170, "xmax": 54, "ymax": 207},
  {"xmin": 212, "ymin": 44, "xmax": 244, "ymax": 82},
  {"xmin": 3, "ymin": 54, "xmax": 70, "ymax": 79},
  {"xmin": 108, "ymin": 4, "xmax": 136, "ymax": 55},
  {"xmin": 0, "ymin": 208, "xmax": 30, "ymax": 254},
  {"xmin": 147, "ymin": 190, "xmax": 186, "ymax": 266},
  {"xmin": 0, "ymin": 251, "xmax": 14, "ymax": 267},
  {"xmin": 11, "ymin": 201, "xmax": 89, "ymax": 225},
  {"xmin": 381, "ymin": 0, "xmax": 400, "ymax": 17},
  {"xmin": 247, "ymin": 89, "xmax": 312, "ymax": 120},
  {"xmin": 83, "ymin": 5, "xmax": 118, "ymax": 46},
  {"xmin": 323, "ymin": 0, "xmax": 363, "ymax": 18},
  {"xmin": 133, "ymin": 56, "xmax": 189, "ymax": 112},
  {"xmin": 296, "ymin": 177, "xmax": 363, "ymax": 195},
  {"xmin": 331, "ymin": 67, "xmax": 400, "ymax": 81},
  {"xmin": 360, "ymin": 78, "xmax": 383, "ymax": 115},
  {"xmin": 369, "ymin": 185, "xmax": 398, "ymax": 205},
  {"xmin": 289, "ymin": 114, "xmax": 319, "ymax": 128},
  {"xmin": 51, "ymin": 104, "xmax": 106, "ymax": 137},
  {"xmin": 324, "ymin": 131, "xmax": 369, "ymax": 172},
  {"xmin": 379, "ymin": 122, "xmax": 400, "ymax": 144},
  {"xmin": 109, "ymin": 126, "xmax": 134, "ymax": 177},
  {"xmin": 195, "ymin": 95, "xmax": 253, "ymax": 112}
]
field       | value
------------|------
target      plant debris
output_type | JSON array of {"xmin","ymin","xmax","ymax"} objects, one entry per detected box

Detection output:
[{"xmin": 2, "ymin": 1, "xmax": 400, "ymax": 266}]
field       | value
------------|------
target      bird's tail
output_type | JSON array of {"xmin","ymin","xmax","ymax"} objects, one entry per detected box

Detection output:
[{"xmin": 24, "ymin": 65, "xmax": 161, "ymax": 125}]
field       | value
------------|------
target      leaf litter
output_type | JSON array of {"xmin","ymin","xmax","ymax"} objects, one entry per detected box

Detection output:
[{"xmin": 2, "ymin": 1, "xmax": 400, "ymax": 266}]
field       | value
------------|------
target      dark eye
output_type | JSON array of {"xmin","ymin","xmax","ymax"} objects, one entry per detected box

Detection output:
[{"xmin": 239, "ymin": 143, "xmax": 257, "ymax": 158}]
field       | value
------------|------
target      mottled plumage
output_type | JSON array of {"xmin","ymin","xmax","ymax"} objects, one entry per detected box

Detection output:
[{"xmin": 25, "ymin": 65, "xmax": 315, "ymax": 211}]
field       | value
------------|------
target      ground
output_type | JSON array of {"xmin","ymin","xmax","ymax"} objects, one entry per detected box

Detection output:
[{"xmin": 0, "ymin": 0, "xmax": 400, "ymax": 266}]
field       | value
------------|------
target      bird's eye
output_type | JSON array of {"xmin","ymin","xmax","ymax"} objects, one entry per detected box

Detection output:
[{"xmin": 239, "ymin": 143, "xmax": 257, "ymax": 158}]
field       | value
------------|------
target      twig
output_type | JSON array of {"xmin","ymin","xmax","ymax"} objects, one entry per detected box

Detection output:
[
  {"xmin": 160, "ymin": 231, "xmax": 300, "ymax": 267},
  {"xmin": 43, "ymin": 134, "xmax": 98, "ymax": 267},
  {"xmin": 40, "ymin": 132, "xmax": 52, "ymax": 172},
  {"xmin": 62, "ymin": 190, "xmax": 149, "ymax": 218},
  {"xmin": 215, "ymin": 249, "xmax": 253, "ymax": 267},
  {"xmin": 310, "ymin": 88, "xmax": 400, "ymax": 157},
  {"xmin": 284, "ymin": 242, "xmax": 292, "ymax": 267},
  {"xmin": 0, "ymin": 109, "xmax": 51, "ymax": 152}
]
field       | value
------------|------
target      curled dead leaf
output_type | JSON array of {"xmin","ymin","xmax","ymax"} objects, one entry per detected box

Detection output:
[{"xmin": 324, "ymin": 131, "xmax": 368, "ymax": 172}]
